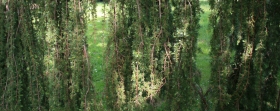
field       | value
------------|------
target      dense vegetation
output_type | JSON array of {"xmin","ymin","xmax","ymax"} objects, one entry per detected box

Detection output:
[
  {"xmin": 0, "ymin": 0, "xmax": 95, "ymax": 110},
  {"xmin": 0, "ymin": 0, "xmax": 279, "ymax": 111},
  {"xmin": 208, "ymin": 0, "xmax": 280, "ymax": 110}
]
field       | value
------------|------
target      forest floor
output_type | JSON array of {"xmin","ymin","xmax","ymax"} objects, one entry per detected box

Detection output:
[{"xmin": 86, "ymin": 1, "xmax": 211, "ymax": 105}]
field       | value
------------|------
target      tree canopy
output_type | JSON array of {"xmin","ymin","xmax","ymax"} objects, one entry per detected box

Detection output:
[{"xmin": 0, "ymin": 0, "xmax": 279, "ymax": 110}]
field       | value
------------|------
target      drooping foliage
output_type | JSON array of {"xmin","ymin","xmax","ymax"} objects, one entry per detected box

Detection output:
[
  {"xmin": 105, "ymin": 0, "xmax": 201, "ymax": 110},
  {"xmin": 46, "ymin": 0, "xmax": 95, "ymax": 110},
  {"xmin": 0, "ymin": 0, "xmax": 95, "ymax": 110},
  {"xmin": 169, "ymin": 0, "xmax": 202, "ymax": 110},
  {"xmin": 104, "ymin": 0, "xmax": 133, "ymax": 109},
  {"xmin": 0, "ymin": 1, "xmax": 47, "ymax": 110},
  {"xmin": 209, "ymin": 0, "xmax": 280, "ymax": 110},
  {"xmin": 208, "ymin": 0, "xmax": 232, "ymax": 110},
  {"xmin": 46, "ymin": 0, "xmax": 73, "ymax": 109},
  {"xmin": 265, "ymin": 1, "xmax": 280, "ymax": 110},
  {"xmin": 1, "ymin": 0, "xmax": 279, "ymax": 110}
]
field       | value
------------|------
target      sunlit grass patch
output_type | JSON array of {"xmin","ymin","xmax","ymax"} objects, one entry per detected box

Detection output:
[
  {"xmin": 86, "ymin": 2, "xmax": 109, "ymax": 105},
  {"xmin": 197, "ymin": 1, "xmax": 212, "ymax": 92}
]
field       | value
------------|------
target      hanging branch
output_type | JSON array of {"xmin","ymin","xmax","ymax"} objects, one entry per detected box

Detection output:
[{"xmin": 208, "ymin": 0, "xmax": 232, "ymax": 110}]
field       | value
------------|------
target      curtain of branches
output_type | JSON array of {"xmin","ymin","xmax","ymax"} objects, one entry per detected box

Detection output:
[
  {"xmin": 209, "ymin": 0, "xmax": 280, "ymax": 110},
  {"xmin": 105, "ymin": 0, "xmax": 201, "ymax": 110},
  {"xmin": 0, "ymin": 0, "xmax": 47, "ymax": 110},
  {"xmin": 104, "ymin": 0, "xmax": 128, "ymax": 109},
  {"xmin": 46, "ymin": 0, "xmax": 95, "ymax": 110},
  {"xmin": 2, "ymin": 0, "xmax": 279, "ymax": 110},
  {"xmin": 208, "ymin": 0, "xmax": 232, "ymax": 110},
  {"xmin": 170, "ymin": 0, "xmax": 202, "ymax": 110},
  {"xmin": 0, "ymin": 0, "xmax": 95, "ymax": 110}
]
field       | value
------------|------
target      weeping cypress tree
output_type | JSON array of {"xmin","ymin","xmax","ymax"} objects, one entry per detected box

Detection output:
[
  {"xmin": 0, "ymin": 0, "xmax": 47, "ymax": 110},
  {"xmin": 105, "ymin": 0, "xmax": 201, "ymax": 110},
  {"xmin": 264, "ymin": 0, "xmax": 280, "ymax": 110},
  {"xmin": 105, "ymin": 0, "xmax": 133, "ymax": 109},
  {"xmin": 105, "ymin": 0, "xmax": 173, "ymax": 110},
  {"xmin": 226, "ymin": 0, "xmax": 279, "ymax": 110},
  {"xmin": 0, "ymin": 3, "xmax": 6, "ymax": 108},
  {"xmin": 46, "ymin": 0, "xmax": 72, "ymax": 109},
  {"xmin": 146, "ymin": 0, "xmax": 175, "ymax": 107},
  {"xmin": 169, "ymin": 0, "xmax": 202, "ymax": 110},
  {"xmin": 208, "ymin": 0, "xmax": 232, "ymax": 110},
  {"xmin": 129, "ymin": 0, "xmax": 175, "ymax": 109},
  {"xmin": 0, "ymin": 0, "xmax": 95, "ymax": 110},
  {"xmin": 69, "ymin": 1, "xmax": 95, "ymax": 110},
  {"xmin": 209, "ymin": 0, "xmax": 279, "ymax": 110},
  {"xmin": 46, "ymin": 0, "xmax": 95, "ymax": 110}
]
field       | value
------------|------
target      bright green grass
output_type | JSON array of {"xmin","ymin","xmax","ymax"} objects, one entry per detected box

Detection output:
[
  {"xmin": 197, "ymin": 1, "xmax": 212, "ymax": 92},
  {"xmin": 86, "ymin": 2, "xmax": 109, "ymax": 103}
]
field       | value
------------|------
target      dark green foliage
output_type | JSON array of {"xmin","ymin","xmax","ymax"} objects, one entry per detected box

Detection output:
[
  {"xmin": 262, "ymin": 0, "xmax": 280, "ymax": 110},
  {"xmin": 0, "ymin": 0, "xmax": 95, "ymax": 110},
  {"xmin": 1, "ymin": 0, "xmax": 279, "ymax": 110},
  {"xmin": 104, "ymin": 0, "xmax": 133, "ymax": 109},
  {"xmin": 170, "ymin": 0, "xmax": 202, "ymax": 110},
  {"xmin": 46, "ymin": 0, "xmax": 95, "ymax": 110},
  {"xmin": 208, "ymin": 0, "xmax": 232, "ymax": 110},
  {"xmin": 0, "ymin": 4, "xmax": 6, "ymax": 106},
  {"xmin": 0, "ymin": 0, "xmax": 47, "ymax": 110},
  {"xmin": 209, "ymin": 0, "xmax": 280, "ymax": 110},
  {"xmin": 46, "ymin": 0, "xmax": 73, "ymax": 110},
  {"xmin": 105, "ymin": 0, "xmax": 201, "ymax": 110}
]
